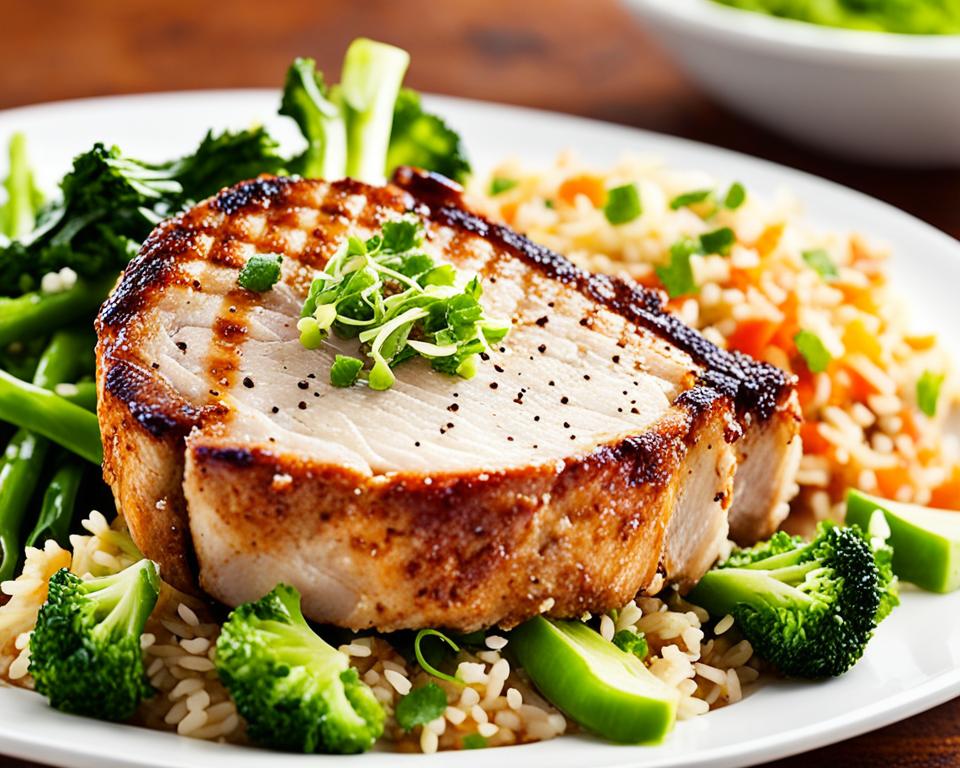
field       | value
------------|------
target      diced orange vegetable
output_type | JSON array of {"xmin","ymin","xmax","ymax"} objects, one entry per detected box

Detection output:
[
  {"xmin": 843, "ymin": 365, "xmax": 875, "ymax": 403},
  {"xmin": 557, "ymin": 175, "xmax": 607, "ymax": 208},
  {"xmin": 899, "ymin": 409, "xmax": 920, "ymax": 441},
  {"xmin": 930, "ymin": 468, "xmax": 960, "ymax": 510},
  {"xmin": 500, "ymin": 201, "xmax": 519, "ymax": 225},
  {"xmin": 727, "ymin": 319, "xmax": 778, "ymax": 360},
  {"xmin": 842, "ymin": 319, "xmax": 882, "ymax": 365},
  {"xmin": 905, "ymin": 333, "xmax": 937, "ymax": 351},
  {"xmin": 752, "ymin": 223, "xmax": 784, "ymax": 258},
  {"xmin": 800, "ymin": 421, "xmax": 830, "ymax": 455},
  {"xmin": 795, "ymin": 367, "xmax": 816, "ymax": 409},
  {"xmin": 875, "ymin": 465, "xmax": 911, "ymax": 499}
]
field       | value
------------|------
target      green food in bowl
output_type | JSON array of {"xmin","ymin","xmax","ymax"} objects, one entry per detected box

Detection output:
[{"xmin": 710, "ymin": 0, "xmax": 960, "ymax": 35}]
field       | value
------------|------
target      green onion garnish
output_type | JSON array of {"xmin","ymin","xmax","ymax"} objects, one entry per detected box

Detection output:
[
  {"xmin": 917, "ymin": 370, "xmax": 945, "ymax": 417},
  {"xmin": 802, "ymin": 248, "xmax": 839, "ymax": 280},
  {"xmin": 723, "ymin": 182, "xmax": 746, "ymax": 210},
  {"xmin": 414, "ymin": 628, "xmax": 462, "ymax": 685},
  {"xmin": 656, "ymin": 239, "xmax": 698, "ymax": 299},
  {"xmin": 699, "ymin": 227, "xmax": 735, "ymax": 256},
  {"xmin": 489, "ymin": 177, "xmax": 518, "ymax": 196},
  {"xmin": 670, "ymin": 188, "xmax": 713, "ymax": 210},
  {"xmin": 795, "ymin": 329, "xmax": 832, "ymax": 373},
  {"xmin": 603, "ymin": 183, "xmax": 642, "ymax": 225}
]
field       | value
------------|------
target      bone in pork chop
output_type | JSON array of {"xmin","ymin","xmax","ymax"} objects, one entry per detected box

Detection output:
[{"xmin": 95, "ymin": 168, "xmax": 801, "ymax": 631}]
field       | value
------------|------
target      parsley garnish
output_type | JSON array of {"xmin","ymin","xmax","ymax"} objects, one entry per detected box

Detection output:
[
  {"xmin": 489, "ymin": 177, "xmax": 518, "ymax": 195},
  {"xmin": 237, "ymin": 253, "xmax": 282, "ymax": 292},
  {"xmin": 802, "ymin": 248, "xmax": 839, "ymax": 279},
  {"xmin": 794, "ymin": 329, "xmax": 832, "ymax": 373},
  {"xmin": 462, "ymin": 733, "xmax": 488, "ymax": 749},
  {"xmin": 297, "ymin": 217, "xmax": 509, "ymax": 391},
  {"xmin": 612, "ymin": 628, "xmax": 648, "ymax": 661},
  {"xmin": 603, "ymin": 183, "xmax": 642, "ymax": 225},
  {"xmin": 655, "ymin": 239, "xmax": 698, "ymax": 298},
  {"xmin": 723, "ymin": 182, "xmax": 746, "ymax": 210},
  {"xmin": 670, "ymin": 188, "xmax": 713, "ymax": 210},
  {"xmin": 917, "ymin": 370, "xmax": 945, "ymax": 417},
  {"xmin": 699, "ymin": 227, "xmax": 735, "ymax": 256},
  {"xmin": 329, "ymin": 355, "xmax": 363, "ymax": 388},
  {"xmin": 395, "ymin": 683, "xmax": 448, "ymax": 732}
]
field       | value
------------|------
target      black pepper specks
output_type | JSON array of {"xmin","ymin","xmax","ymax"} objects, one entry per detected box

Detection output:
[
  {"xmin": 298, "ymin": 401, "xmax": 307, "ymax": 410},
  {"xmin": 176, "ymin": 341, "xmax": 187, "ymax": 352},
  {"xmin": 560, "ymin": 396, "xmax": 569, "ymax": 405},
  {"xmin": 271, "ymin": 406, "xmax": 279, "ymax": 414},
  {"xmin": 243, "ymin": 377, "xmax": 254, "ymax": 388},
  {"xmin": 535, "ymin": 316, "xmax": 549, "ymax": 327},
  {"xmin": 447, "ymin": 403, "xmax": 459, "ymax": 412},
  {"xmin": 298, "ymin": 380, "xmax": 309, "ymax": 390},
  {"xmin": 538, "ymin": 344, "xmax": 547, "ymax": 354}
]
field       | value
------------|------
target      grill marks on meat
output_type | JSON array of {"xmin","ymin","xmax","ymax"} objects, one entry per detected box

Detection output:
[{"xmin": 96, "ymin": 170, "xmax": 801, "ymax": 631}]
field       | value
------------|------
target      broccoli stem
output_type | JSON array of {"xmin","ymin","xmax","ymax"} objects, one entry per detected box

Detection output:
[
  {"xmin": 341, "ymin": 38, "xmax": 410, "ymax": 183},
  {"xmin": 0, "ymin": 367, "xmax": 101, "ymax": 465},
  {"xmin": 26, "ymin": 459, "xmax": 83, "ymax": 548},
  {"xmin": 0, "ymin": 133, "xmax": 41, "ymax": 238},
  {"xmin": 0, "ymin": 275, "xmax": 114, "ymax": 347}
]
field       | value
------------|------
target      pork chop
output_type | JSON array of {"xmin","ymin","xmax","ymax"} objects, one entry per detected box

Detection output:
[{"xmin": 96, "ymin": 169, "xmax": 801, "ymax": 631}]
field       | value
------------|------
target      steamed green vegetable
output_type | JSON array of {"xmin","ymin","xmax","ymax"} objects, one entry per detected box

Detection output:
[
  {"xmin": 0, "ymin": 132, "xmax": 42, "ymax": 238},
  {"xmin": 26, "ymin": 459, "xmax": 83, "ymax": 548},
  {"xmin": 30, "ymin": 559, "xmax": 160, "ymax": 721},
  {"xmin": 847, "ymin": 489, "xmax": 960, "ymax": 593},
  {"xmin": 510, "ymin": 616, "xmax": 678, "ymax": 743},
  {"xmin": 689, "ymin": 523, "xmax": 898, "ymax": 678},
  {"xmin": 215, "ymin": 583, "xmax": 384, "ymax": 754}
]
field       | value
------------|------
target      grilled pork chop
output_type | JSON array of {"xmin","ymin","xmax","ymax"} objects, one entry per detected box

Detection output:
[{"xmin": 96, "ymin": 169, "xmax": 800, "ymax": 631}]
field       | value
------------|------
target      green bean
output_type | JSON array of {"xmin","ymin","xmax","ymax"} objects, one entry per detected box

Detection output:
[
  {"xmin": 26, "ymin": 459, "xmax": 83, "ymax": 548},
  {"xmin": 0, "ymin": 430, "xmax": 49, "ymax": 579},
  {"xmin": 0, "ymin": 369, "xmax": 101, "ymax": 465},
  {"xmin": 55, "ymin": 381, "xmax": 98, "ymax": 411},
  {"xmin": 0, "ymin": 275, "xmax": 115, "ymax": 347}
]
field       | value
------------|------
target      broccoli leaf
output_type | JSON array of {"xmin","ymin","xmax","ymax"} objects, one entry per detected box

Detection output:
[
  {"xmin": 612, "ymin": 628, "xmax": 649, "ymax": 661},
  {"xmin": 395, "ymin": 683, "xmax": 448, "ymax": 731},
  {"xmin": 387, "ymin": 89, "xmax": 471, "ymax": 182}
]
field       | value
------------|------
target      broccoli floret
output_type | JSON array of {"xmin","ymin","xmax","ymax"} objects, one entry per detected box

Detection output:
[
  {"xmin": 689, "ymin": 523, "xmax": 897, "ymax": 678},
  {"xmin": 612, "ymin": 628, "xmax": 649, "ymax": 661},
  {"xmin": 214, "ymin": 583, "xmax": 384, "ymax": 754},
  {"xmin": 29, "ymin": 559, "xmax": 160, "ymax": 721},
  {"xmin": 722, "ymin": 530, "xmax": 805, "ymax": 567},
  {"xmin": 387, "ymin": 89, "xmax": 472, "ymax": 182}
]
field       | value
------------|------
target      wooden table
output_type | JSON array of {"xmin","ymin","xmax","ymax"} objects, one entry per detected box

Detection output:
[{"xmin": 2, "ymin": 1, "xmax": 958, "ymax": 766}]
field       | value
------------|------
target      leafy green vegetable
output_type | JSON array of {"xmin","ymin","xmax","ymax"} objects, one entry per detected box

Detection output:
[
  {"xmin": 723, "ymin": 181, "xmax": 746, "ymax": 210},
  {"xmin": 655, "ymin": 239, "xmax": 698, "ymax": 298},
  {"xmin": 488, "ymin": 177, "xmax": 518, "ymax": 196},
  {"xmin": 670, "ymin": 188, "xmax": 713, "ymax": 210},
  {"xmin": 604, "ymin": 184, "xmax": 642, "ymax": 225},
  {"xmin": 237, "ymin": 253, "xmax": 283, "ymax": 292},
  {"xmin": 414, "ymin": 628, "xmax": 462, "ymax": 685},
  {"xmin": 280, "ymin": 57, "xmax": 347, "ymax": 180},
  {"xmin": 330, "ymin": 355, "xmax": 364, "ymax": 388},
  {"xmin": 298, "ymin": 216, "xmax": 509, "ymax": 391},
  {"xmin": 699, "ymin": 226, "xmax": 735, "ymax": 256},
  {"xmin": 917, "ymin": 370, "xmax": 945, "ymax": 417},
  {"xmin": 691, "ymin": 523, "xmax": 898, "ymax": 678},
  {"xmin": 341, "ymin": 38, "xmax": 410, "ymax": 182},
  {"xmin": 0, "ymin": 132, "xmax": 43, "ymax": 238},
  {"xmin": 612, "ymin": 628, "xmax": 648, "ymax": 661},
  {"xmin": 462, "ymin": 733, "xmax": 488, "ymax": 749},
  {"xmin": 802, "ymin": 248, "xmax": 839, "ymax": 279},
  {"xmin": 30, "ymin": 559, "xmax": 160, "ymax": 721},
  {"xmin": 215, "ymin": 583, "xmax": 384, "ymax": 753},
  {"xmin": 395, "ymin": 683, "xmax": 448, "ymax": 731},
  {"xmin": 794, "ymin": 329, "xmax": 832, "ymax": 373},
  {"xmin": 388, "ymin": 89, "xmax": 471, "ymax": 182}
]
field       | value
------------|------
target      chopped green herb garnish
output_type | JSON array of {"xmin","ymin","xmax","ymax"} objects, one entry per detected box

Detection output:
[
  {"xmin": 544, "ymin": 199, "xmax": 555, "ymax": 210},
  {"xmin": 462, "ymin": 733, "xmax": 488, "ymax": 749},
  {"xmin": 655, "ymin": 239, "xmax": 698, "ymax": 299},
  {"xmin": 298, "ymin": 216, "xmax": 509, "ymax": 391},
  {"xmin": 670, "ymin": 188, "xmax": 713, "ymax": 210},
  {"xmin": 917, "ymin": 370, "xmax": 945, "ymax": 417},
  {"xmin": 414, "ymin": 628, "xmax": 462, "ymax": 685},
  {"xmin": 612, "ymin": 628, "xmax": 649, "ymax": 661},
  {"xmin": 489, "ymin": 177, "xmax": 518, "ymax": 196},
  {"xmin": 723, "ymin": 181, "xmax": 746, "ymax": 210},
  {"xmin": 603, "ymin": 183, "xmax": 642, "ymax": 225},
  {"xmin": 699, "ymin": 227, "xmax": 735, "ymax": 256},
  {"xmin": 395, "ymin": 683, "xmax": 448, "ymax": 732},
  {"xmin": 330, "ymin": 355, "xmax": 364, "ymax": 388},
  {"xmin": 237, "ymin": 253, "xmax": 283, "ymax": 292},
  {"xmin": 802, "ymin": 248, "xmax": 839, "ymax": 280},
  {"xmin": 794, "ymin": 329, "xmax": 832, "ymax": 373}
]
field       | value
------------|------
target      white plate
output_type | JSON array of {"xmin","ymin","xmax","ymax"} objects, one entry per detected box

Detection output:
[{"xmin": 0, "ymin": 91, "xmax": 958, "ymax": 768}]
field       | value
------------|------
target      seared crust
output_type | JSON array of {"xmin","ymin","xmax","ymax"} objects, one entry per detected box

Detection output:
[{"xmin": 96, "ymin": 170, "xmax": 800, "ymax": 628}]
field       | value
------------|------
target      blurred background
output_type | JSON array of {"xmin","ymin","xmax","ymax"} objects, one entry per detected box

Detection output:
[
  {"xmin": 3, "ymin": 0, "xmax": 957, "ymax": 238},
  {"xmin": 1, "ymin": 1, "xmax": 958, "ymax": 766}
]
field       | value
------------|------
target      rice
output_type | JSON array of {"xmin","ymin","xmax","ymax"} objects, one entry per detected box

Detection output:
[{"xmin": 472, "ymin": 151, "xmax": 960, "ymax": 526}]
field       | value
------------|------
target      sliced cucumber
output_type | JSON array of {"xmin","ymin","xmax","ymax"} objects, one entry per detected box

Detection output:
[
  {"xmin": 846, "ymin": 489, "xmax": 960, "ymax": 593},
  {"xmin": 509, "ymin": 616, "xmax": 678, "ymax": 744}
]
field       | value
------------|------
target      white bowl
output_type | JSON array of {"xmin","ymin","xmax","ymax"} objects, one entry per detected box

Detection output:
[{"xmin": 624, "ymin": 0, "xmax": 960, "ymax": 166}]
